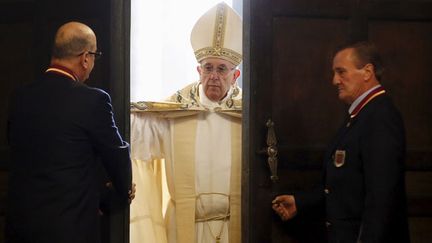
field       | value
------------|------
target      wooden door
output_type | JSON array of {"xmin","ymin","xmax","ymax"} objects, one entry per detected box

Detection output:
[
  {"xmin": 243, "ymin": 0, "xmax": 432, "ymax": 242},
  {"xmin": 0, "ymin": 0, "xmax": 131, "ymax": 242}
]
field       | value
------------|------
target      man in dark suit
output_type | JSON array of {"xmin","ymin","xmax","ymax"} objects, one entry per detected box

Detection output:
[
  {"xmin": 272, "ymin": 41, "xmax": 410, "ymax": 242},
  {"xmin": 6, "ymin": 21, "xmax": 132, "ymax": 243}
]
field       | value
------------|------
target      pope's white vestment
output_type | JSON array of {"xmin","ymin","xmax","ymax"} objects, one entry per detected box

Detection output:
[{"xmin": 130, "ymin": 83, "xmax": 242, "ymax": 243}]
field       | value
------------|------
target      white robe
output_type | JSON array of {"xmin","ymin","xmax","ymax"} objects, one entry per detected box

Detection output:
[{"xmin": 130, "ymin": 83, "xmax": 241, "ymax": 243}]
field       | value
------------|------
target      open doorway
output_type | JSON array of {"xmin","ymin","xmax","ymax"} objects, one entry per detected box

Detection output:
[
  {"xmin": 129, "ymin": 1, "xmax": 243, "ymax": 242},
  {"xmin": 130, "ymin": 0, "xmax": 242, "ymax": 102}
]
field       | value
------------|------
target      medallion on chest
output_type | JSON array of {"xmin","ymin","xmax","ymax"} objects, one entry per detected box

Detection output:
[{"xmin": 333, "ymin": 150, "xmax": 346, "ymax": 167}]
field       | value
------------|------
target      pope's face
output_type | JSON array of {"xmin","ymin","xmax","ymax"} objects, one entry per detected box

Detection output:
[{"xmin": 198, "ymin": 58, "xmax": 239, "ymax": 102}]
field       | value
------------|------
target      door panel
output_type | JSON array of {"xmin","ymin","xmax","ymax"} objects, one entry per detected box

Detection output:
[
  {"xmin": 244, "ymin": 0, "xmax": 432, "ymax": 242},
  {"xmin": 0, "ymin": 0, "xmax": 130, "ymax": 242},
  {"xmin": 273, "ymin": 17, "xmax": 347, "ymax": 148},
  {"xmin": 369, "ymin": 20, "xmax": 432, "ymax": 148}
]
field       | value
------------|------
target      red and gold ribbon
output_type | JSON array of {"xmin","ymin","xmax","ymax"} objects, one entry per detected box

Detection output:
[{"xmin": 350, "ymin": 86, "xmax": 386, "ymax": 119}]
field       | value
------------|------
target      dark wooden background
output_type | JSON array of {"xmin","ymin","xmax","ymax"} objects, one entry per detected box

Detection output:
[
  {"xmin": 0, "ymin": 0, "xmax": 130, "ymax": 242},
  {"xmin": 243, "ymin": 0, "xmax": 432, "ymax": 242}
]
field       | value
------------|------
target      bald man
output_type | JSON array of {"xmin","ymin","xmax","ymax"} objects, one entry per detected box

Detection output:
[{"xmin": 6, "ymin": 22, "xmax": 132, "ymax": 243}]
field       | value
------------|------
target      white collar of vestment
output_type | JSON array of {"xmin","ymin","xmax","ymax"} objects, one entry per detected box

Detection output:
[{"xmin": 198, "ymin": 84, "xmax": 235, "ymax": 110}]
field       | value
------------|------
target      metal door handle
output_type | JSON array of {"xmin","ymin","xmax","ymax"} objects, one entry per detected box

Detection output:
[{"xmin": 265, "ymin": 119, "xmax": 279, "ymax": 183}]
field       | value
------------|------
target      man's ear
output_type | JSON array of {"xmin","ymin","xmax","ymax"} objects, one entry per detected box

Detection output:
[
  {"xmin": 363, "ymin": 63, "xmax": 374, "ymax": 81},
  {"xmin": 80, "ymin": 53, "xmax": 89, "ymax": 69},
  {"xmin": 197, "ymin": 65, "xmax": 202, "ymax": 75},
  {"xmin": 232, "ymin": 69, "xmax": 241, "ymax": 84}
]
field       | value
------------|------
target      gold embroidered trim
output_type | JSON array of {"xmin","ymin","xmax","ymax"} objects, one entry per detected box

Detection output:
[
  {"xmin": 213, "ymin": 3, "xmax": 227, "ymax": 53},
  {"xmin": 173, "ymin": 82, "xmax": 242, "ymax": 111},
  {"xmin": 130, "ymin": 101, "xmax": 186, "ymax": 111},
  {"xmin": 194, "ymin": 47, "xmax": 242, "ymax": 66}
]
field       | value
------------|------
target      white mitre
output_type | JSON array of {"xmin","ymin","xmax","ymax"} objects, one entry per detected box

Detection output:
[{"xmin": 190, "ymin": 2, "xmax": 242, "ymax": 66}]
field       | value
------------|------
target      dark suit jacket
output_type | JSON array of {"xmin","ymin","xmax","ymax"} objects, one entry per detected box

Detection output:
[
  {"xmin": 6, "ymin": 71, "xmax": 132, "ymax": 243},
  {"xmin": 295, "ymin": 94, "xmax": 410, "ymax": 243}
]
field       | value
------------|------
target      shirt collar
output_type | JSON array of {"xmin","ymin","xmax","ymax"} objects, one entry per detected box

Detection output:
[
  {"xmin": 348, "ymin": 85, "xmax": 381, "ymax": 114},
  {"xmin": 45, "ymin": 64, "xmax": 79, "ymax": 82}
]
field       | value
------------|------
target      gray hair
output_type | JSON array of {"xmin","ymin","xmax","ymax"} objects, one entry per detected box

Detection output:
[{"xmin": 334, "ymin": 41, "xmax": 384, "ymax": 81}]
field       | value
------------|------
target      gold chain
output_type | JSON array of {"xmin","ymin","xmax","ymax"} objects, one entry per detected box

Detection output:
[{"xmin": 196, "ymin": 192, "xmax": 230, "ymax": 243}]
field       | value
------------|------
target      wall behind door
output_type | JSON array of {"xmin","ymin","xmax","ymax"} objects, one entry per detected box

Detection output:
[{"xmin": 0, "ymin": 0, "xmax": 130, "ymax": 242}]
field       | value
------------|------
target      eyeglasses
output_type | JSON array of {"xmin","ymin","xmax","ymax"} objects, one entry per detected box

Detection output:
[
  {"xmin": 78, "ymin": 51, "xmax": 103, "ymax": 60},
  {"xmin": 88, "ymin": 51, "xmax": 102, "ymax": 59},
  {"xmin": 201, "ymin": 64, "xmax": 235, "ymax": 77}
]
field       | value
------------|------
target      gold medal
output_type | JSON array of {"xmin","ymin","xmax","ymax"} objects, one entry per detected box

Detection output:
[{"xmin": 334, "ymin": 150, "xmax": 346, "ymax": 167}]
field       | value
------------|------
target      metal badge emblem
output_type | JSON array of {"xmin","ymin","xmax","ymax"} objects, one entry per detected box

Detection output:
[{"xmin": 334, "ymin": 150, "xmax": 346, "ymax": 167}]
